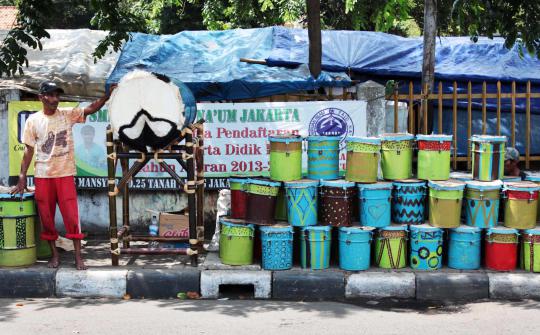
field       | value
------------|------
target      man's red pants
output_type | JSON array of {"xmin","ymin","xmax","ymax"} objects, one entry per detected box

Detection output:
[{"xmin": 34, "ymin": 176, "xmax": 84, "ymax": 240}]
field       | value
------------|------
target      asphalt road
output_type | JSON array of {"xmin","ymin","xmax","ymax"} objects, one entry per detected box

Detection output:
[{"xmin": 1, "ymin": 298, "xmax": 539, "ymax": 334}]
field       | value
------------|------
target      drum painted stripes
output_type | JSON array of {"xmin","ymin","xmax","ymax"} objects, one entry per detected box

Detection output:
[
  {"xmin": 374, "ymin": 224, "xmax": 408, "ymax": 269},
  {"xmin": 300, "ymin": 226, "xmax": 331, "ymax": 270},
  {"xmin": 471, "ymin": 135, "xmax": 506, "ymax": 181},
  {"xmin": 307, "ymin": 136, "xmax": 340, "ymax": 180}
]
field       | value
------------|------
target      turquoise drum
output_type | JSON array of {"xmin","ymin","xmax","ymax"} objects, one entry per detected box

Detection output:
[
  {"xmin": 464, "ymin": 180, "xmax": 502, "ymax": 228},
  {"xmin": 357, "ymin": 182, "xmax": 392, "ymax": 228},
  {"xmin": 260, "ymin": 224, "xmax": 294, "ymax": 270},
  {"xmin": 338, "ymin": 226, "xmax": 374, "ymax": 271},
  {"xmin": 307, "ymin": 136, "xmax": 340, "ymax": 180},
  {"xmin": 409, "ymin": 224, "xmax": 443, "ymax": 271},
  {"xmin": 300, "ymin": 226, "xmax": 331, "ymax": 270},
  {"xmin": 392, "ymin": 179, "xmax": 427, "ymax": 224},
  {"xmin": 284, "ymin": 179, "xmax": 319, "ymax": 227},
  {"xmin": 448, "ymin": 225, "xmax": 482, "ymax": 270}
]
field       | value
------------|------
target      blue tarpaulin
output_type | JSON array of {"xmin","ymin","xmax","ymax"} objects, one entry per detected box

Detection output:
[{"xmin": 106, "ymin": 28, "xmax": 351, "ymax": 101}]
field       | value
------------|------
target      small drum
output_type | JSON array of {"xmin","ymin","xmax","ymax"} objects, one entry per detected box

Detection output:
[
  {"xmin": 464, "ymin": 180, "xmax": 502, "ymax": 228},
  {"xmin": 485, "ymin": 226, "xmax": 519, "ymax": 271},
  {"xmin": 374, "ymin": 224, "xmax": 408, "ymax": 269},
  {"xmin": 0, "ymin": 192, "xmax": 37, "ymax": 267},
  {"xmin": 284, "ymin": 179, "xmax": 319, "ymax": 227},
  {"xmin": 503, "ymin": 182, "xmax": 540, "ymax": 229},
  {"xmin": 380, "ymin": 133, "xmax": 414, "ymax": 180},
  {"xmin": 524, "ymin": 172, "xmax": 540, "ymax": 222},
  {"xmin": 269, "ymin": 135, "xmax": 302, "ymax": 181},
  {"xmin": 307, "ymin": 136, "xmax": 340, "ymax": 180},
  {"xmin": 229, "ymin": 177, "xmax": 248, "ymax": 219},
  {"xmin": 345, "ymin": 137, "xmax": 381, "ymax": 183},
  {"xmin": 448, "ymin": 225, "xmax": 482, "ymax": 270},
  {"xmin": 409, "ymin": 224, "xmax": 443, "ymax": 271},
  {"xmin": 428, "ymin": 180, "xmax": 465, "ymax": 228},
  {"xmin": 245, "ymin": 178, "xmax": 281, "ymax": 225},
  {"xmin": 471, "ymin": 135, "xmax": 506, "ymax": 181},
  {"xmin": 260, "ymin": 224, "xmax": 294, "ymax": 270},
  {"xmin": 392, "ymin": 179, "xmax": 427, "ymax": 224},
  {"xmin": 300, "ymin": 226, "xmax": 331, "ymax": 270},
  {"xmin": 416, "ymin": 134, "xmax": 453, "ymax": 180},
  {"xmin": 319, "ymin": 180, "xmax": 356, "ymax": 227},
  {"xmin": 219, "ymin": 218, "xmax": 255, "ymax": 266},
  {"xmin": 338, "ymin": 226, "xmax": 374, "ymax": 271},
  {"xmin": 357, "ymin": 182, "xmax": 392, "ymax": 228}
]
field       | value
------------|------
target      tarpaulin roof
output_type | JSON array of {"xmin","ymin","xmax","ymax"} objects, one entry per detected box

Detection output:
[
  {"xmin": 266, "ymin": 26, "xmax": 540, "ymax": 84},
  {"xmin": 106, "ymin": 27, "xmax": 351, "ymax": 101}
]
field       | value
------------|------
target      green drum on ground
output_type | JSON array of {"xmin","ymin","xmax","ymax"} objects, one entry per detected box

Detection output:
[
  {"xmin": 0, "ymin": 192, "xmax": 37, "ymax": 267},
  {"xmin": 428, "ymin": 180, "xmax": 465, "ymax": 228},
  {"xmin": 416, "ymin": 134, "xmax": 453, "ymax": 180},
  {"xmin": 374, "ymin": 224, "xmax": 408, "ymax": 269},
  {"xmin": 503, "ymin": 182, "xmax": 540, "ymax": 229},
  {"xmin": 269, "ymin": 135, "xmax": 302, "ymax": 182},
  {"xmin": 380, "ymin": 133, "xmax": 414, "ymax": 180},
  {"xmin": 345, "ymin": 137, "xmax": 381, "ymax": 183},
  {"xmin": 521, "ymin": 228, "xmax": 540, "ymax": 272},
  {"xmin": 219, "ymin": 218, "xmax": 255, "ymax": 265}
]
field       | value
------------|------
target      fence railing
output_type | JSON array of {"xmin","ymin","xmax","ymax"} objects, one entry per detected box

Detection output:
[{"xmin": 388, "ymin": 81, "xmax": 540, "ymax": 170}]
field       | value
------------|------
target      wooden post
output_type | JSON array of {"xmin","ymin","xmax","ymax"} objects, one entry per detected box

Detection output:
[
  {"xmin": 467, "ymin": 81, "xmax": 472, "ymax": 169},
  {"xmin": 482, "ymin": 81, "xmax": 487, "ymax": 134},
  {"xmin": 120, "ymin": 145, "xmax": 130, "ymax": 249},
  {"xmin": 496, "ymin": 81, "xmax": 501, "ymax": 135},
  {"xmin": 184, "ymin": 128, "xmax": 198, "ymax": 266},
  {"xmin": 438, "ymin": 81, "xmax": 443, "ymax": 134},
  {"xmin": 526, "ymin": 81, "xmax": 531, "ymax": 169},
  {"xmin": 393, "ymin": 87, "xmax": 399, "ymax": 132},
  {"xmin": 452, "ymin": 82, "xmax": 457, "ymax": 170},
  {"xmin": 306, "ymin": 0, "xmax": 322, "ymax": 78},
  {"xmin": 106, "ymin": 126, "xmax": 119, "ymax": 266},
  {"xmin": 408, "ymin": 81, "xmax": 414, "ymax": 134},
  {"xmin": 195, "ymin": 123, "xmax": 205, "ymax": 245},
  {"xmin": 511, "ymin": 81, "xmax": 516, "ymax": 147},
  {"xmin": 420, "ymin": 0, "xmax": 437, "ymax": 132}
]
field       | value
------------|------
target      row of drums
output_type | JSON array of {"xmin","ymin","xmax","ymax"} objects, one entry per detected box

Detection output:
[
  {"xmin": 0, "ymin": 192, "xmax": 51, "ymax": 267},
  {"xmin": 269, "ymin": 133, "xmax": 507, "ymax": 183},
  {"xmin": 229, "ymin": 177, "xmax": 540, "ymax": 229},
  {"xmin": 219, "ymin": 218, "xmax": 540, "ymax": 272}
]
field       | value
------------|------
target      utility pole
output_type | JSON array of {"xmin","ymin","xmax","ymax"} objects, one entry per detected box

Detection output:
[
  {"xmin": 421, "ymin": 0, "xmax": 437, "ymax": 133},
  {"xmin": 306, "ymin": 0, "xmax": 321, "ymax": 78}
]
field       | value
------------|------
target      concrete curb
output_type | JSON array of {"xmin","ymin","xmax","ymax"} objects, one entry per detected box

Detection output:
[
  {"xmin": 0, "ymin": 268, "xmax": 56, "ymax": 298},
  {"xmin": 56, "ymin": 269, "xmax": 127, "ymax": 298},
  {"xmin": 416, "ymin": 272, "xmax": 489, "ymax": 301},
  {"xmin": 201, "ymin": 270, "xmax": 272, "ymax": 299},
  {"xmin": 488, "ymin": 273, "xmax": 540, "ymax": 300},
  {"xmin": 127, "ymin": 269, "xmax": 200, "ymax": 299},
  {"xmin": 273, "ymin": 270, "xmax": 345, "ymax": 301},
  {"xmin": 346, "ymin": 272, "xmax": 415, "ymax": 299}
]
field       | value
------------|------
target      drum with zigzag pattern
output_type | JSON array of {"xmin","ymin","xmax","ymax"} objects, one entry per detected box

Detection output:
[{"xmin": 392, "ymin": 180, "xmax": 427, "ymax": 224}]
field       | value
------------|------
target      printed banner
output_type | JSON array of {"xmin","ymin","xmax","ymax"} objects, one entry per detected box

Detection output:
[{"xmin": 8, "ymin": 100, "xmax": 367, "ymax": 190}]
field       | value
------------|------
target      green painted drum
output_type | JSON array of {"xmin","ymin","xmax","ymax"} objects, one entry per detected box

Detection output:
[
  {"xmin": 521, "ymin": 228, "xmax": 540, "ymax": 272},
  {"xmin": 219, "ymin": 218, "xmax": 255, "ymax": 265},
  {"xmin": 416, "ymin": 134, "xmax": 453, "ymax": 180},
  {"xmin": 471, "ymin": 135, "xmax": 506, "ymax": 181},
  {"xmin": 503, "ymin": 182, "xmax": 540, "ymax": 229},
  {"xmin": 524, "ymin": 173, "xmax": 540, "ymax": 222},
  {"xmin": 274, "ymin": 187, "xmax": 288, "ymax": 221},
  {"xmin": 428, "ymin": 180, "xmax": 465, "ymax": 228},
  {"xmin": 269, "ymin": 135, "xmax": 303, "ymax": 182},
  {"xmin": 374, "ymin": 225, "xmax": 408, "ymax": 269},
  {"xmin": 380, "ymin": 133, "xmax": 414, "ymax": 180},
  {"xmin": 0, "ymin": 192, "xmax": 37, "ymax": 267},
  {"xmin": 345, "ymin": 137, "xmax": 381, "ymax": 183}
]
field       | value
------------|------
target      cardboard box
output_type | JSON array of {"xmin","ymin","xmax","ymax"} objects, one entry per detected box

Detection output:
[{"xmin": 153, "ymin": 209, "xmax": 189, "ymax": 238}]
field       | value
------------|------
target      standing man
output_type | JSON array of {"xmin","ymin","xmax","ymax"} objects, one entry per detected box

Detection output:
[{"xmin": 11, "ymin": 81, "xmax": 114, "ymax": 270}]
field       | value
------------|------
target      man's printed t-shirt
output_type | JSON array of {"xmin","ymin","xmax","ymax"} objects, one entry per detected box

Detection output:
[{"xmin": 22, "ymin": 107, "xmax": 85, "ymax": 178}]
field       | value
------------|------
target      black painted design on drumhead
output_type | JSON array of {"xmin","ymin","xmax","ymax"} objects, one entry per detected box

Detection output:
[
  {"xmin": 118, "ymin": 109, "xmax": 178, "ymax": 152},
  {"xmin": 152, "ymin": 72, "xmax": 171, "ymax": 83}
]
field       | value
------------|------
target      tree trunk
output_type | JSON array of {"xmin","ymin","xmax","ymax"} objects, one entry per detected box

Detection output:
[
  {"xmin": 421, "ymin": 0, "xmax": 437, "ymax": 133},
  {"xmin": 306, "ymin": 0, "xmax": 322, "ymax": 78}
]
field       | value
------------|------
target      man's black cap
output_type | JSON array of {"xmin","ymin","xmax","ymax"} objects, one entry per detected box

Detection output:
[{"xmin": 39, "ymin": 81, "xmax": 64, "ymax": 95}]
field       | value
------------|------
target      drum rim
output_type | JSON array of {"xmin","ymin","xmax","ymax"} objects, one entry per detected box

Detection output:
[
  {"xmin": 416, "ymin": 134, "xmax": 453, "ymax": 142},
  {"xmin": 346, "ymin": 136, "xmax": 382, "ymax": 145},
  {"xmin": 524, "ymin": 173, "xmax": 540, "ymax": 182},
  {"xmin": 465, "ymin": 180, "xmax": 503, "ymax": 190},
  {"xmin": 301, "ymin": 225, "xmax": 332, "ymax": 232},
  {"xmin": 470, "ymin": 134, "xmax": 507, "ymax": 142},
  {"xmin": 503, "ymin": 181, "xmax": 540, "ymax": 192},
  {"xmin": 320, "ymin": 179, "xmax": 356, "ymax": 188},
  {"xmin": 284, "ymin": 179, "xmax": 319, "ymax": 188},
  {"xmin": 378, "ymin": 224, "xmax": 408, "ymax": 231},
  {"xmin": 357, "ymin": 182, "xmax": 393, "ymax": 190},
  {"xmin": 0, "ymin": 192, "xmax": 34, "ymax": 200},
  {"xmin": 487, "ymin": 226, "xmax": 519, "ymax": 234},
  {"xmin": 450, "ymin": 225, "xmax": 482, "ymax": 233},
  {"xmin": 268, "ymin": 134, "xmax": 302, "ymax": 143},
  {"xmin": 409, "ymin": 223, "xmax": 443, "ymax": 231},
  {"xmin": 246, "ymin": 178, "xmax": 282, "ymax": 187},
  {"xmin": 428, "ymin": 179, "xmax": 466, "ymax": 191},
  {"xmin": 306, "ymin": 135, "xmax": 341, "ymax": 142}
]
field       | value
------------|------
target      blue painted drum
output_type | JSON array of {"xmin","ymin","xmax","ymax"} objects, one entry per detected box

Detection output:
[
  {"xmin": 307, "ymin": 136, "xmax": 340, "ymax": 180},
  {"xmin": 300, "ymin": 226, "xmax": 331, "ymax": 270},
  {"xmin": 338, "ymin": 226, "xmax": 374, "ymax": 271},
  {"xmin": 260, "ymin": 224, "xmax": 294, "ymax": 270},
  {"xmin": 409, "ymin": 224, "xmax": 443, "ymax": 271},
  {"xmin": 284, "ymin": 179, "xmax": 319, "ymax": 227},
  {"xmin": 392, "ymin": 179, "xmax": 427, "ymax": 224},
  {"xmin": 357, "ymin": 182, "xmax": 392, "ymax": 228},
  {"xmin": 448, "ymin": 225, "xmax": 482, "ymax": 270},
  {"xmin": 464, "ymin": 180, "xmax": 502, "ymax": 228}
]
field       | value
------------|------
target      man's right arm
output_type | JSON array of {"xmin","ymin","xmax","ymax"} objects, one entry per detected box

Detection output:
[{"xmin": 10, "ymin": 145, "xmax": 34, "ymax": 195}]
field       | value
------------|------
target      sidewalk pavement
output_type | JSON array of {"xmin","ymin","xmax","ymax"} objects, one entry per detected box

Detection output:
[{"xmin": 1, "ymin": 241, "xmax": 540, "ymax": 301}]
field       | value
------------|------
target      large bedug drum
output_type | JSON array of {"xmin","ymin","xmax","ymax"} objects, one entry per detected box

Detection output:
[{"xmin": 108, "ymin": 70, "xmax": 197, "ymax": 151}]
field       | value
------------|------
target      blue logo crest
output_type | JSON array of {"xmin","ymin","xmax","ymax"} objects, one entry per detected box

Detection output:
[{"xmin": 309, "ymin": 108, "xmax": 354, "ymax": 148}]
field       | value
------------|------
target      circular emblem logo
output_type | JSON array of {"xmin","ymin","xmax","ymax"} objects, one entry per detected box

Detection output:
[{"xmin": 309, "ymin": 108, "xmax": 354, "ymax": 149}]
